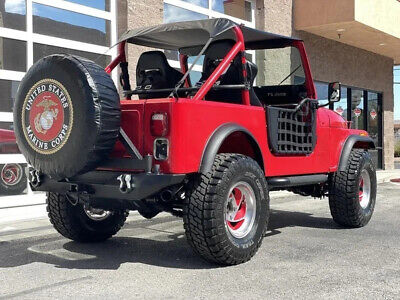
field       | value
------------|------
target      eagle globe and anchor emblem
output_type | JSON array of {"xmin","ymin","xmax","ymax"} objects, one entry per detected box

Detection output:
[
  {"xmin": 23, "ymin": 80, "xmax": 73, "ymax": 154},
  {"xmin": 34, "ymin": 96, "xmax": 59, "ymax": 134}
]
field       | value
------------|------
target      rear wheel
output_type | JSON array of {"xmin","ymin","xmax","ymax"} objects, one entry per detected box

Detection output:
[
  {"xmin": 329, "ymin": 149, "xmax": 377, "ymax": 227},
  {"xmin": 183, "ymin": 154, "xmax": 269, "ymax": 265},
  {"xmin": 47, "ymin": 192, "xmax": 128, "ymax": 242}
]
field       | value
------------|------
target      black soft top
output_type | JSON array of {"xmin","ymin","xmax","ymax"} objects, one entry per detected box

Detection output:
[{"xmin": 118, "ymin": 18, "xmax": 300, "ymax": 55}]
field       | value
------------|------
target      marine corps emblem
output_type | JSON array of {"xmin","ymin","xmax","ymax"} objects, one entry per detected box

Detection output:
[
  {"xmin": 22, "ymin": 79, "xmax": 73, "ymax": 154},
  {"xmin": 33, "ymin": 96, "xmax": 59, "ymax": 134}
]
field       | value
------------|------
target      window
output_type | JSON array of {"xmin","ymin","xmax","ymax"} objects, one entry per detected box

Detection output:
[
  {"xmin": 367, "ymin": 92, "xmax": 379, "ymax": 145},
  {"xmin": 180, "ymin": 0, "xmax": 208, "ymax": 8},
  {"xmin": 33, "ymin": 44, "xmax": 111, "ymax": 68},
  {"xmin": 351, "ymin": 88, "xmax": 364, "ymax": 130},
  {"xmin": 255, "ymin": 47, "xmax": 305, "ymax": 86},
  {"xmin": 164, "ymin": 3, "xmax": 208, "ymax": 23},
  {"xmin": 33, "ymin": 4, "xmax": 111, "ymax": 46},
  {"xmin": 0, "ymin": 0, "xmax": 26, "ymax": 31},
  {"xmin": 315, "ymin": 81, "xmax": 328, "ymax": 105},
  {"xmin": 333, "ymin": 86, "xmax": 348, "ymax": 120},
  {"xmin": 212, "ymin": 0, "xmax": 253, "ymax": 22},
  {"xmin": 0, "ymin": 79, "xmax": 19, "ymax": 112},
  {"xmin": 0, "ymin": 37, "xmax": 26, "ymax": 72},
  {"xmin": 64, "ymin": 0, "xmax": 110, "ymax": 11},
  {"xmin": 163, "ymin": 0, "xmax": 255, "ymax": 75}
]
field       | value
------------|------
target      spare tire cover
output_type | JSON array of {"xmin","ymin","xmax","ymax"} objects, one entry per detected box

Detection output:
[{"xmin": 13, "ymin": 54, "xmax": 120, "ymax": 179}]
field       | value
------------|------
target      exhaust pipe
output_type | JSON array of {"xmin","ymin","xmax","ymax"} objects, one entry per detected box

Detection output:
[{"xmin": 160, "ymin": 189, "xmax": 173, "ymax": 202}]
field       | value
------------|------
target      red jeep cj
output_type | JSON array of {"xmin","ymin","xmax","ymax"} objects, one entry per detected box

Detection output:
[{"xmin": 14, "ymin": 19, "xmax": 377, "ymax": 265}]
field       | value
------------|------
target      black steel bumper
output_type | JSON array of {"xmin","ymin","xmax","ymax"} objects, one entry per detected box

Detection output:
[{"xmin": 29, "ymin": 168, "xmax": 186, "ymax": 201}]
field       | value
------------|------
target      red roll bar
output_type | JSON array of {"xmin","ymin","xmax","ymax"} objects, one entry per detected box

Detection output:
[
  {"xmin": 192, "ymin": 26, "xmax": 250, "ymax": 105},
  {"xmin": 105, "ymin": 26, "xmax": 250, "ymax": 105},
  {"xmin": 105, "ymin": 41, "xmax": 127, "ymax": 74}
]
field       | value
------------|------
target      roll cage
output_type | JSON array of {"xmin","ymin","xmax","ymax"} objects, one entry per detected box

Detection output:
[{"xmin": 105, "ymin": 19, "xmax": 317, "ymax": 104}]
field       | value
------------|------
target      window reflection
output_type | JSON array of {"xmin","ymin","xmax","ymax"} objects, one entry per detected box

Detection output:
[
  {"xmin": 164, "ymin": 3, "xmax": 207, "ymax": 23},
  {"xmin": 333, "ymin": 87, "xmax": 348, "ymax": 120},
  {"xmin": 64, "ymin": 0, "xmax": 109, "ymax": 11},
  {"xmin": 189, "ymin": 70, "xmax": 202, "ymax": 85},
  {"xmin": 33, "ymin": 44, "xmax": 111, "ymax": 68},
  {"xmin": 0, "ymin": 124, "xmax": 27, "ymax": 196},
  {"xmin": 180, "ymin": 0, "xmax": 208, "ymax": 8},
  {"xmin": 0, "ymin": 37, "xmax": 26, "ymax": 72},
  {"xmin": 33, "ymin": 4, "xmax": 110, "ymax": 46},
  {"xmin": 315, "ymin": 81, "xmax": 328, "ymax": 106},
  {"xmin": 351, "ymin": 89, "xmax": 364, "ymax": 130},
  {"xmin": 212, "ymin": 0, "xmax": 252, "ymax": 22},
  {"xmin": 0, "ymin": 79, "xmax": 20, "ymax": 113},
  {"xmin": 367, "ymin": 92, "xmax": 379, "ymax": 144},
  {"xmin": 0, "ymin": 0, "xmax": 26, "ymax": 31}
]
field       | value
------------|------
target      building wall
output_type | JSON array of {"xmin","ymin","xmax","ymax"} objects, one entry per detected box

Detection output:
[{"xmin": 125, "ymin": 0, "xmax": 163, "ymax": 83}]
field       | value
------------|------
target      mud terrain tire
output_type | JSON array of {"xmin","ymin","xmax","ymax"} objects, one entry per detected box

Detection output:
[
  {"xmin": 183, "ymin": 154, "xmax": 269, "ymax": 265},
  {"xmin": 329, "ymin": 149, "xmax": 377, "ymax": 227},
  {"xmin": 13, "ymin": 55, "xmax": 120, "ymax": 179},
  {"xmin": 47, "ymin": 192, "xmax": 128, "ymax": 242}
]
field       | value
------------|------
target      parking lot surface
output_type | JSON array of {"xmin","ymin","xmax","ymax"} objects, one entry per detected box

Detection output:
[{"xmin": 0, "ymin": 182, "xmax": 399, "ymax": 299}]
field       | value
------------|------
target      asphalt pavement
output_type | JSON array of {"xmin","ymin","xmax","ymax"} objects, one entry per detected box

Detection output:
[{"xmin": 0, "ymin": 181, "xmax": 399, "ymax": 299}]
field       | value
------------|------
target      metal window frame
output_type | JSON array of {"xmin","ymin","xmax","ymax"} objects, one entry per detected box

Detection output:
[{"xmin": 163, "ymin": 0, "xmax": 256, "ymax": 70}]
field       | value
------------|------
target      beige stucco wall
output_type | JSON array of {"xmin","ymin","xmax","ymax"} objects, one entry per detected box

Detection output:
[{"xmin": 125, "ymin": 0, "xmax": 163, "ymax": 85}]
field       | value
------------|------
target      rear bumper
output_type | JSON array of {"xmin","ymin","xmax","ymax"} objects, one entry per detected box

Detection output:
[{"xmin": 29, "ymin": 168, "xmax": 186, "ymax": 201}]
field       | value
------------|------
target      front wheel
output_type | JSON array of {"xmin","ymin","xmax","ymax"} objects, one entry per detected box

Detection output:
[
  {"xmin": 47, "ymin": 192, "xmax": 128, "ymax": 242},
  {"xmin": 329, "ymin": 149, "xmax": 377, "ymax": 227},
  {"xmin": 183, "ymin": 154, "xmax": 269, "ymax": 265}
]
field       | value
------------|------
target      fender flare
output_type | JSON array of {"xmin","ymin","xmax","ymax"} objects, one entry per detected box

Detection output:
[
  {"xmin": 338, "ymin": 135, "xmax": 375, "ymax": 172},
  {"xmin": 199, "ymin": 123, "xmax": 264, "ymax": 174}
]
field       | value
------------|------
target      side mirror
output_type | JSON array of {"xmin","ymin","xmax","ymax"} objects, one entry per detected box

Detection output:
[{"xmin": 328, "ymin": 82, "xmax": 341, "ymax": 103}]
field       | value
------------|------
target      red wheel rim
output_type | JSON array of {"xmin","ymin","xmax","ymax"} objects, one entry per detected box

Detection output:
[{"xmin": 225, "ymin": 181, "xmax": 256, "ymax": 239}]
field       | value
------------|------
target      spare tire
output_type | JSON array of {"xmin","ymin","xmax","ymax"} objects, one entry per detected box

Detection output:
[{"xmin": 13, "ymin": 54, "xmax": 120, "ymax": 179}]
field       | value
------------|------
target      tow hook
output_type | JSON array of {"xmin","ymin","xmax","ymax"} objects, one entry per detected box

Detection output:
[
  {"xmin": 117, "ymin": 174, "xmax": 133, "ymax": 194},
  {"xmin": 29, "ymin": 169, "xmax": 42, "ymax": 188}
]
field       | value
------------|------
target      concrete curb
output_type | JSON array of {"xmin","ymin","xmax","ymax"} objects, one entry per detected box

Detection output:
[{"xmin": 376, "ymin": 170, "xmax": 400, "ymax": 184}]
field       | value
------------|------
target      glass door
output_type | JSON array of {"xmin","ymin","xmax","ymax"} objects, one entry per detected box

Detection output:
[
  {"xmin": 367, "ymin": 92, "xmax": 383, "ymax": 169},
  {"xmin": 350, "ymin": 89, "xmax": 365, "ymax": 130}
]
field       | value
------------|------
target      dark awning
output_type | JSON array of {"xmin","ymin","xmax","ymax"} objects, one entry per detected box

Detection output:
[{"xmin": 118, "ymin": 18, "xmax": 300, "ymax": 54}]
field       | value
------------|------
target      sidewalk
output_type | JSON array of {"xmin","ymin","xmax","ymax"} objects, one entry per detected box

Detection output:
[{"xmin": 376, "ymin": 169, "xmax": 400, "ymax": 183}]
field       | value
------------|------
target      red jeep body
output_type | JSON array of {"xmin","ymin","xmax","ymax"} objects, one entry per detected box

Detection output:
[{"xmin": 107, "ymin": 25, "xmax": 371, "ymax": 180}]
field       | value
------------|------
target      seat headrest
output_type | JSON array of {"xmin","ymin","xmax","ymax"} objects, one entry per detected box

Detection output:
[
  {"xmin": 246, "ymin": 61, "xmax": 258, "ymax": 84},
  {"xmin": 203, "ymin": 40, "xmax": 236, "ymax": 76},
  {"xmin": 136, "ymin": 51, "xmax": 170, "ymax": 75}
]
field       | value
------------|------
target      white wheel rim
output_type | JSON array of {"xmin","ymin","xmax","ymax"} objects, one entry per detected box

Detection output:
[
  {"xmin": 225, "ymin": 181, "xmax": 256, "ymax": 239},
  {"xmin": 84, "ymin": 207, "xmax": 112, "ymax": 221},
  {"xmin": 359, "ymin": 169, "xmax": 371, "ymax": 209},
  {"xmin": 1, "ymin": 164, "xmax": 23, "ymax": 186}
]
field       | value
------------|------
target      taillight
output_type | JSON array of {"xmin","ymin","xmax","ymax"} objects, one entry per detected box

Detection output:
[{"xmin": 151, "ymin": 113, "xmax": 168, "ymax": 137}]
